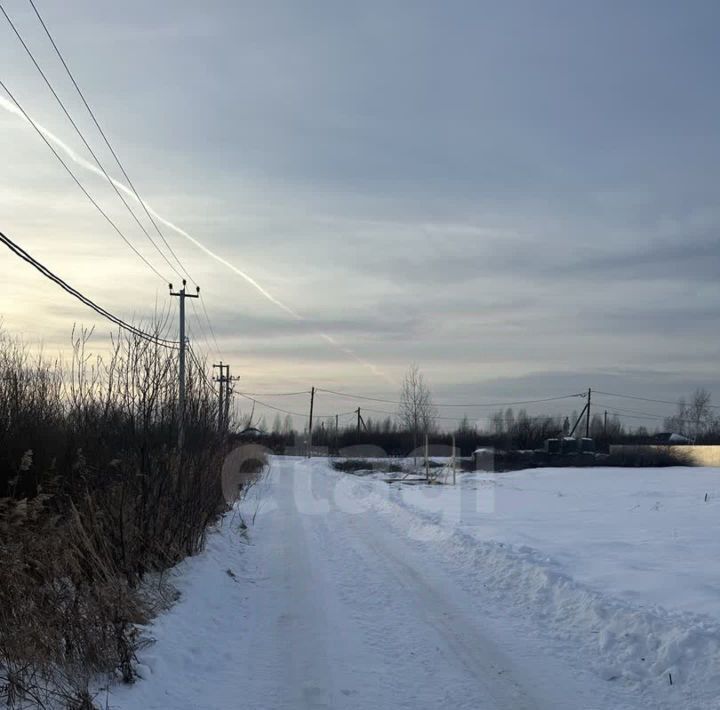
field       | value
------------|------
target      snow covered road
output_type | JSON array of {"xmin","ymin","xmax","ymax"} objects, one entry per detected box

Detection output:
[{"xmin": 109, "ymin": 458, "xmax": 713, "ymax": 710}]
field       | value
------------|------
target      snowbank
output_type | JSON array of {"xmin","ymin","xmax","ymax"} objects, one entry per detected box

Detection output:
[{"xmin": 356, "ymin": 465, "xmax": 720, "ymax": 708}]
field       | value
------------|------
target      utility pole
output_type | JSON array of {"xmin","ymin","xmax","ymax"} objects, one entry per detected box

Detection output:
[
  {"xmin": 213, "ymin": 363, "xmax": 237, "ymax": 433},
  {"xmin": 357, "ymin": 407, "xmax": 361, "ymax": 435},
  {"xmin": 604, "ymin": 410, "xmax": 608, "ymax": 437},
  {"xmin": 425, "ymin": 433, "xmax": 430, "ymax": 482},
  {"xmin": 224, "ymin": 367, "xmax": 235, "ymax": 433},
  {"xmin": 169, "ymin": 279, "xmax": 199, "ymax": 450},
  {"xmin": 585, "ymin": 387, "xmax": 592, "ymax": 438},
  {"xmin": 335, "ymin": 413, "xmax": 339, "ymax": 454},
  {"xmin": 452, "ymin": 433, "xmax": 456, "ymax": 485},
  {"xmin": 307, "ymin": 386, "xmax": 315, "ymax": 458},
  {"xmin": 213, "ymin": 362, "xmax": 226, "ymax": 433}
]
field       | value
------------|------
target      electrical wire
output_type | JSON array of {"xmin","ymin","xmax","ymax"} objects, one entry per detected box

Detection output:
[
  {"xmin": 186, "ymin": 344, "xmax": 216, "ymax": 394},
  {"xmin": 0, "ymin": 78, "xmax": 168, "ymax": 281},
  {"xmin": 594, "ymin": 400, "xmax": 707, "ymax": 426},
  {"xmin": 236, "ymin": 390, "xmax": 311, "ymax": 397},
  {"xmin": 3, "ymin": 0, "xmax": 226, "ymax": 359},
  {"xmin": 20, "ymin": 0, "xmax": 229, "ymax": 359},
  {"xmin": 604, "ymin": 410, "xmax": 666, "ymax": 423},
  {"xmin": 236, "ymin": 394, "xmax": 358, "ymax": 420},
  {"xmin": 236, "ymin": 393, "xmax": 309, "ymax": 418},
  {"xmin": 23, "ymin": 0, "xmax": 226, "ymax": 362},
  {"xmin": 188, "ymin": 298, "xmax": 211, "ymax": 351},
  {"xmin": 355, "ymin": 406, "xmax": 400, "ymax": 417},
  {"xmin": 592, "ymin": 401, "xmax": 668, "ymax": 419},
  {"xmin": 0, "ymin": 2, "xmax": 181, "ymax": 281},
  {"xmin": 22, "ymin": 0, "xmax": 196, "ymax": 282},
  {"xmin": 199, "ymin": 297, "xmax": 221, "ymax": 354},
  {"xmin": 0, "ymin": 230, "xmax": 178, "ymax": 348},
  {"xmin": 315, "ymin": 387, "xmax": 585, "ymax": 408},
  {"xmin": 593, "ymin": 389, "xmax": 720, "ymax": 410}
]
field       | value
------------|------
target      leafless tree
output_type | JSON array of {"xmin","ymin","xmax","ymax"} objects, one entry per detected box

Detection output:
[
  {"xmin": 490, "ymin": 410, "xmax": 504, "ymax": 435},
  {"xmin": 664, "ymin": 388, "xmax": 716, "ymax": 440},
  {"xmin": 688, "ymin": 388, "xmax": 713, "ymax": 439},
  {"xmin": 398, "ymin": 363, "xmax": 437, "ymax": 451}
]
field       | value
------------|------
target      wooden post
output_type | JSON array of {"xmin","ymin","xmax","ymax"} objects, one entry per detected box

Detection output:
[
  {"xmin": 452, "ymin": 433, "xmax": 456, "ymax": 485},
  {"xmin": 424, "ymin": 434, "xmax": 429, "ymax": 481},
  {"xmin": 307, "ymin": 386, "xmax": 315, "ymax": 458}
]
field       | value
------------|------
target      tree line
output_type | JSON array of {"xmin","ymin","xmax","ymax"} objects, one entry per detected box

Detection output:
[{"xmin": 248, "ymin": 367, "xmax": 720, "ymax": 454}]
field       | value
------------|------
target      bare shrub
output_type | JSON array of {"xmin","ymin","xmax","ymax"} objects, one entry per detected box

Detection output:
[{"xmin": 0, "ymin": 324, "xmax": 254, "ymax": 707}]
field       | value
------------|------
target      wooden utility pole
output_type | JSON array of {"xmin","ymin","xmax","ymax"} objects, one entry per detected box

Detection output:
[
  {"xmin": 224, "ymin": 367, "xmax": 238, "ymax": 432},
  {"xmin": 452, "ymin": 433, "xmax": 456, "ymax": 485},
  {"xmin": 224, "ymin": 369, "xmax": 231, "ymax": 431},
  {"xmin": 213, "ymin": 361, "xmax": 225, "ymax": 432},
  {"xmin": 585, "ymin": 387, "xmax": 592, "ymax": 438},
  {"xmin": 212, "ymin": 363, "xmax": 236, "ymax": 433},
  {"xmin": 213, "ymin": 363, "xmax": 235, "ymax": 432},
  {"xmin": 169, "ymin": 280, "xmax": 199, "ymax": 450},
  {"xmin": 604, "ymin": 410, "xmax": 608, "ymax": 437},
  {"xmin": 425, "ymin": 433, "xmax": 430, "ymax": 482},
  {"xmin": 357, "ymin": 407, "xmax": 361, "ymax": 435},
  {"xmin": 307, "ymin": 386, "xmax": 315, "ymax": 458}
]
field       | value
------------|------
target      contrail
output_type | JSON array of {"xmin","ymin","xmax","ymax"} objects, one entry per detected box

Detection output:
[{"xmin": 0, "ymin": 95, "xmax": 393, "ymax": 383}]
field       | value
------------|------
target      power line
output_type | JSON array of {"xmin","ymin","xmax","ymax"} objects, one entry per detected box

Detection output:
[
  {"xmin": 0, "ymin": 77, "xmax": 167, "ymax": 281},
  {"xmin": 236, "ymin": 393, "xmax": 356, "ymax": 420},
  {"xmin": 605, "ymin": 410, "xmax": 666, "ymax": 424},
  {"xmin": 593, "ymin": 389, "xmax": 720, "ymax": 410},
  {"xmin": 313, "ymin": 389, "xmax": 402, "ymax": 404},
  {"xmin": 596, "ymin": 400, "xmax": 710, "ymax": 427},
  {"xmin": 23, "ymin": 0, "xmax": 195, "ymax": 285},
  {"xmin": 199, "ymin": 297, "xmax": 221, "ymax": 354},
  {"xmin": 163, "ymin": 297, "xmax": 179, "ymax": 342},
  {"xmin": 592, "ymin": 401, "xmax": 669, "ymax": 419},
  {"xmin": 236, "ymin": 390, "xmax": 311, "ymax": 397},
  {"xmin": 187, "ymin": 344, "xmax": 216, "ymax": 395},
  {"xmin": 357, "ymin": 406, "xmax": 400, "ymax": 417},
  {"xmin": 0, "ymin": 1, "xmax": 179, "ymax": 281},
  {"xmin": 188, "ymin": 298, "xmax": 211, "ymax": 351},
  {"xmin": 19, "ymin": 0, "xmax": 227, "ymax": 361},
  {"xmin": 236, "ymin": 393, "xmax": 310, "ymax": 418},
  {"xmin": 315, "ymin": 387, "xmax": 585, "ymax": 408},
  {"xmin": 0, "ymin": 230, "xmax": 178, "ymax": 348}
]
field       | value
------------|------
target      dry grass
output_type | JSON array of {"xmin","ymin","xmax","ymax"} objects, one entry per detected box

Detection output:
[{"xmin": 0, "ymin": 325, "xmax": 259, "ymax": 708}]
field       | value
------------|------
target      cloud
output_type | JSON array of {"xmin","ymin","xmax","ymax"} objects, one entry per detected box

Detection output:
[{"xmin": 2, "ymin": 0, "xmax": 720, "ymax": 403}]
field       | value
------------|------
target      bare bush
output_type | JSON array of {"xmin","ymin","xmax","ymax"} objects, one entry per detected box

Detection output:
[{"xmin": 0, "ymin": 325, "xmax": 251, "ymax": 708}]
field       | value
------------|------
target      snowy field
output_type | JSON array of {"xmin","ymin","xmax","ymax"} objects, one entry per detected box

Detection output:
[
  {"xmin": 109, "ymin": 457, "xmax": 720, "ymax": 710},
  {"xmin": 389, "ymin": 464, "xmax": 720, "ymax": 619}
]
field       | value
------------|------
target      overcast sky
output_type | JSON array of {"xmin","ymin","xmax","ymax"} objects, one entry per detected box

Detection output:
[{"xmin": 1, "ymin": 0, "xmax": 719, "ymax": 426}]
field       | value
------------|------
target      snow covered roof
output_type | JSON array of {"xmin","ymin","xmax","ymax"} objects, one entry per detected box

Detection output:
[{"xmin": 239, "ymin": 426, "xmax": 265, "ymax": 437}]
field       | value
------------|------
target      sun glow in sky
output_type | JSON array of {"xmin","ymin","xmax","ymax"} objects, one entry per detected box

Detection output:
[{"xmin": 2, "ymin": 0, "xmax": 720, "ymax": 423}]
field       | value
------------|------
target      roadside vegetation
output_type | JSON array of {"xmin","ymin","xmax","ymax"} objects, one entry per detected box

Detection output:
[{"xmin": 0, "ymin": 326, "xmax": 260, "ymax": 708}]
